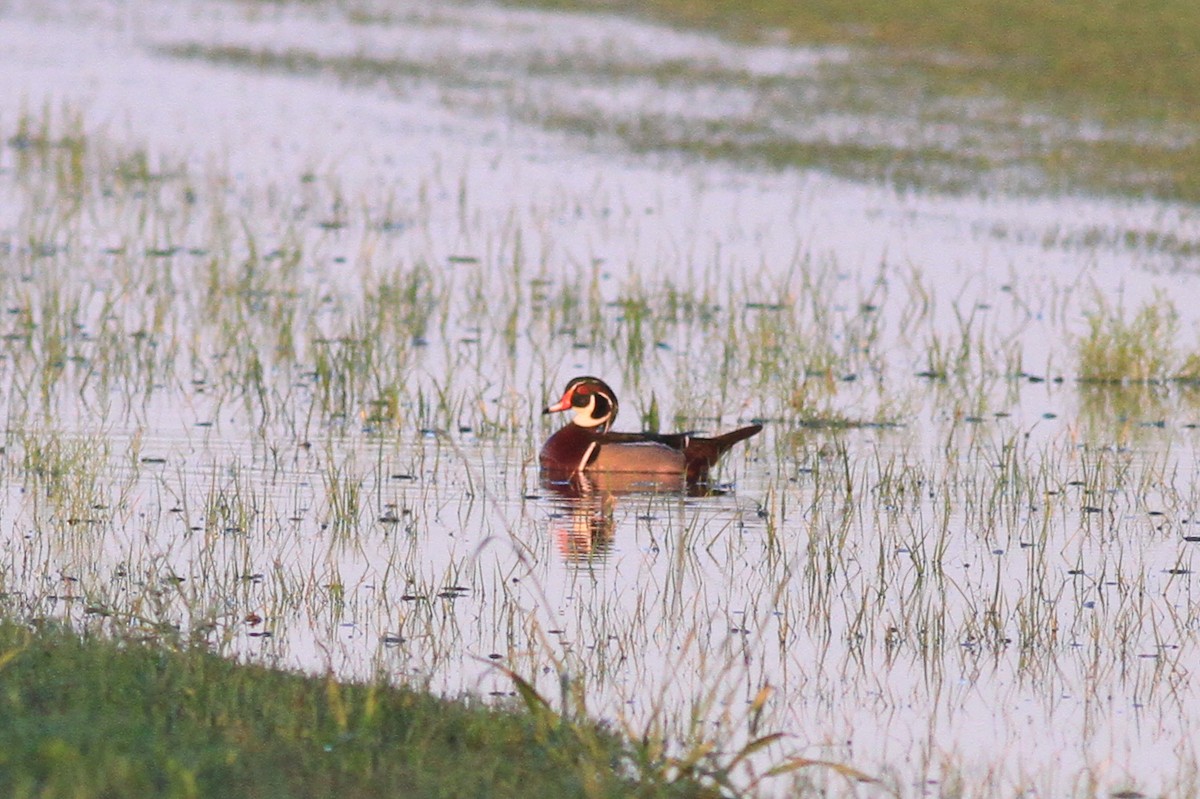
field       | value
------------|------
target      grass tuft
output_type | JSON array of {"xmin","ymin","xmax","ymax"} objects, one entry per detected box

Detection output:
[
  {"xmin": 1077, "ymin": 293, "xmax": 1200, "ymax": 384},
  {"xmin": 0, "ymin": 621, "xmax": 716, "ymax": 799}
]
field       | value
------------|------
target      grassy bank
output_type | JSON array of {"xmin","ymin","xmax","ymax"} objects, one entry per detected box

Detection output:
[
  {"xmin": 542, "ymin": 0, "xmax": 1200, "ymax": 122},
  {"xmin": 0, "ymin": 621, "xmax": 716, "ymax": 799},
  {"xmin": 515, "ymin": 0, "xmax": 1200, "ymax": 201}
]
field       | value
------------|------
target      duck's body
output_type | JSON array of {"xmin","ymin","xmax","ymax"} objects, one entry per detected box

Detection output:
[
  {"xmin": 540, "ymin": 423, "xmax": 686, "ymax": 475},
  {"xmin": 539, "ymin": 376, "xmax": 761, "ymax": 483}
]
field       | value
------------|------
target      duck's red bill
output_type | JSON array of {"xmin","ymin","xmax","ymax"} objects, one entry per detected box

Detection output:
[{"xmin": 543, "ymin": 393, "xmax": 572, "ymax": 414}]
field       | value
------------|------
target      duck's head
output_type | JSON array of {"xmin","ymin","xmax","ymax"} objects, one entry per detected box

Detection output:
[{"xmin": 543, "ymin": 376, "xmax": 618, "ymax": 432}]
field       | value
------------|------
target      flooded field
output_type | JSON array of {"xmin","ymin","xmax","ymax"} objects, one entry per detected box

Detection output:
[{"xmin": 3, "ymin": 1, "xmax": 1200, "ymax": 796}]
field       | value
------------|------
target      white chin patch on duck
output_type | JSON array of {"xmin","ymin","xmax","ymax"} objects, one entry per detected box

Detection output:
[{"xmin": 572, "ymin": 397, "xmax": 611, "ymax": 428}]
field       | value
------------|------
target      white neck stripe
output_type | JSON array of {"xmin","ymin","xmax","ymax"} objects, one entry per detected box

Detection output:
[
  {"xmin": 572, "ymin": 396, "xmax": 611, "ymax": 428},
  {"xmin": 577, "ymin": 441, "xmax": 598, "ymax": 473}
]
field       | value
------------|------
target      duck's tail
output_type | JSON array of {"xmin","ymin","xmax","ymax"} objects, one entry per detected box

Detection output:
[{"xmin": 683, "ymin": 423, "xmax": 763, "ymax": 481}]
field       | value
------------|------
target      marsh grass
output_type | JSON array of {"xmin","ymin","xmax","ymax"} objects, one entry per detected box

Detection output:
[
  {"xmin": 162, "ymin": 1, "xmax": 1200, "ymax": 202},
  {"xmin": 541, "ymin": 0, "xmax": 1200, "ymax": 116},
  {"xmin": 8, "ymin": 102, "xmax": 87, "ymax": 198},
  {"xmin": 520, "ymin": 0, "xmax": 1200, "ymax": 202},
  {"xmin": 1077, "ymin": 293, "xmax": 1200, "ymax": 385},
  {"xmin": 14, "ymin": 429, "xmax": 122, "ymax": 549},
  {"xmin": 4, "ymin": 89, "xmax": 1200, "ymax": 799}
]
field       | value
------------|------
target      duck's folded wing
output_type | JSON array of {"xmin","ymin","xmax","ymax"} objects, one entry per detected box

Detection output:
[{"xmin": 596, "ymin": 431, "xmax": 695, "ymax": 449}]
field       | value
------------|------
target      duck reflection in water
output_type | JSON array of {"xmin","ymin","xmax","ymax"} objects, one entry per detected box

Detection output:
[
  {"xmin": 542, "ymin": 477, "xmax": 621, "ymax": 564},
  {"xmin": 541, "ymin": 470, "xmax": 733, "ymax": 565}
]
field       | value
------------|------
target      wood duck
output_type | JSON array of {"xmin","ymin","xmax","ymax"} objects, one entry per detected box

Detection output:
[{"xmin": 539, "ymin": 376, "xmax": 762, "ymax": 483}]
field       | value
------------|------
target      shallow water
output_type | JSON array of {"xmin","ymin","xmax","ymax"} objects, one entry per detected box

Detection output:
[{"xmin": 3, "ymin": 1, "xmax": 1200, "ymax": 796}]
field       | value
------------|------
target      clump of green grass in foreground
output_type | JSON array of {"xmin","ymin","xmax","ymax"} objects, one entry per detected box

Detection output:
[
  {"xmin": 1076, "ymin": 294, "xmax": 1200, "ymax": 384},
  {"xmin": 0, "ymin": 621, "xmax": 716, "ymax": 799}
]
